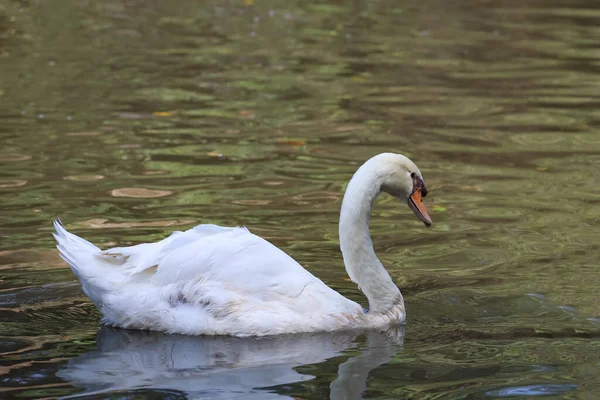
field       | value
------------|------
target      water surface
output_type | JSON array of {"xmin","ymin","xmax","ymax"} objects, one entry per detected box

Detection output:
[{"xmin": 1, "ymin": 0, "xmax": 599, "ymax": 398}]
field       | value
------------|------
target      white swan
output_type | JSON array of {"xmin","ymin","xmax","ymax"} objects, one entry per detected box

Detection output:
[{"xmin": 54, "ymin": 152, "xmax": 432, "ymax": 336}]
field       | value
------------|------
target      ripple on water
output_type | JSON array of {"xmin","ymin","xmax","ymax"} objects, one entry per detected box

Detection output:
[
  {"xmin": 510, "ymin": 132, "xmax": 570, "ymax": 148},
  {"xmin": 0, "ymin": 153, "xmax": 31, "ymax": 162},
  {"xmin": 64, "ymin": 131, "xmax": 101, "ymax": 137},
  {"xmin": 465, "ymin": 206, "xmax": 525, "ymax": 220},
  {"xmin": 76, "ymin": 218, "xmax": 195, "ymax": 229},
  {"xmin": 485, "ymin": 384, "xmax": 578, "ymax": 397},
  {"xmin": 0, "ymin": 337, "xmax": 35, "ymax": 355},
  {"xmin": 2, "ymin": 1, "xmax": 600, "ymax": 399}
]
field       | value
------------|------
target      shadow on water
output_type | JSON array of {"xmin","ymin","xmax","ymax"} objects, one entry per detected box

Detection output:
[{"xmin": 57, "ymin": 327, "xmax": 405, "ymax": 400}]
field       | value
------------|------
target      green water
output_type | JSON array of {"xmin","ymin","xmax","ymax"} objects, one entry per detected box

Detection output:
[{"xmin": 1, "ymin": 0, "xmax": 599, "ymax": 398}]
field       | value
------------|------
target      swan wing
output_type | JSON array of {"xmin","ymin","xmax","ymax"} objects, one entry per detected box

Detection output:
[{"xmin": 99, "ymin": 224, "xmax": 320, "ymax": 298}]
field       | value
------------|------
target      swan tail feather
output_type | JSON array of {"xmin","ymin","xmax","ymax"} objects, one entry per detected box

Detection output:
[
  {"xmin": 53, "ymin": 219, "xmax": 101, "ymax": 278},
  {"xmin": 53, "ymin": 219, "xmax": 120, "ymax": 306}
]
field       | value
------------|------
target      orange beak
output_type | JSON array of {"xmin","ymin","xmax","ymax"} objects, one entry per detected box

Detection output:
[{"xmin": 408, "ymin": 188, "xmax": 432, "ymax": 227}]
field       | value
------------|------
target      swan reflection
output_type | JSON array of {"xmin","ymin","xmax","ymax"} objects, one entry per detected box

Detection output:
[{"xmin": 59, "ymin": 327, "xmax": 404, "ymax": 399}]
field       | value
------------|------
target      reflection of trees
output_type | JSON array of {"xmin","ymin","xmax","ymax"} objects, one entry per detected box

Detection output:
[{"xmin": 0, "ymin": 12, "xmax": 8, "ymax": 56}]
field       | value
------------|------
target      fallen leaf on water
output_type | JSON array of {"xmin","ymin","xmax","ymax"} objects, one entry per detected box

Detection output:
[
  {"xmin": 111, "ymin": 188, "xmax": 173, "ymax": 198},
  {"xmin": 207, "ymin": 151, "xmax": 223, "ymax": 157},
  {"xmin": 232, "ymin": 199, "xmax": 271, "ymax": 206},
  {"xmin": 153, "ymin": 111, "xmax": 173, "ymax": 117},
  {"xmin": 64, "ymin": 175, "xmax": 104, "ymax": 181},
  {"xmin": 432, "ymin": 205, "xmax": 447, "ymax": 212},
  {"xmin": 142, "ymin": 169, "xmax": 170, "ymax": 176},
  {"xmin": 0, "ymin": 180, "xmax": 27, "ymax": 188},
  {"xmin": 536, "ymin": 167, "xmax": 548, "ymax": 172},
  {"xmin": 276, "ymin": 139, "xmax": 305, "ymax": 146},
  {"xmin": 239, "ymin": 110, "xmax": 254, "ymax": 117}
]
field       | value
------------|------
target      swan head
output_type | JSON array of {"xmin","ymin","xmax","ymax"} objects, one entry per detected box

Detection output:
[{"xmin": 375, "ymin": 153, "xmax": 432, "ymax": 227}]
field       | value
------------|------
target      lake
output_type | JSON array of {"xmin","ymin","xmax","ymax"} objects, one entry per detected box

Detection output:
[{"xmin": 1, "ymin": 0, "xmax": 599, "ymax": 398}]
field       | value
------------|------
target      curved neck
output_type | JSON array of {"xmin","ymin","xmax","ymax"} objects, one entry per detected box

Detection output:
[{"xmin": 339, "ymin": 161, "xmax": 402, "ymax": 313}]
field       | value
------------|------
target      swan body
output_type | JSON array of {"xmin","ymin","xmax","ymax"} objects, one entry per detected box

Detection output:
[{"xmin": 54, "ymin": 153, "xmax": 431, "ymax": 336}]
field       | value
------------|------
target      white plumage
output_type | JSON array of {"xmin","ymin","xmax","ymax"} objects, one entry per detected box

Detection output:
[{"xmin": 54, "ymin": 153, "xmax": 431, "ymax": 336}]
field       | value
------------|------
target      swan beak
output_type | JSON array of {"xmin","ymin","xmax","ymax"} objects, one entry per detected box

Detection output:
[{"xmin": 408, "ymin": 189, "xmax": 432, "ymax": 227}]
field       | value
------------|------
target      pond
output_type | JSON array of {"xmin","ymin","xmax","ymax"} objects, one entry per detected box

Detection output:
[{"xmin": 1, "ymin": 0, "xmax": 599, "ymax": 398}]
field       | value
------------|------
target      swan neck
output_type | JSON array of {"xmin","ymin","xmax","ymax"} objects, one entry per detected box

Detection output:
[{"xmin": 339, "ymin": 162, "xmax": 402, "ymax": 313}]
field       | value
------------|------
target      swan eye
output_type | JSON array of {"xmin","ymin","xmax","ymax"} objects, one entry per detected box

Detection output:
[{"xmin": 410, "ymin": 172, "xmax": 416, "ymax": 178}]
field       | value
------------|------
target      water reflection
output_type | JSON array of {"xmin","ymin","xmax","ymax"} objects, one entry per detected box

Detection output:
[
  {"xmin": 485, "ymin": 384, "xmax": 578, "ymax": 398},
  {"xmin": 58, "ymin": 327, "xmax": 404, "ymax": 399},
  {"xmin": 2, "ymin": 0, "xmax": 600, "ymax": 397}
]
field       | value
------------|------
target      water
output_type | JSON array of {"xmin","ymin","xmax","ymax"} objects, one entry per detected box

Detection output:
[{"xmin": 1, "ymin": 0, "xmax": 599, "ymax": 398}]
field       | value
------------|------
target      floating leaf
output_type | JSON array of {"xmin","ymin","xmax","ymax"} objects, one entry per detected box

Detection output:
[
  {"xmin": 143, "ymin": 169, "xmax": 170, "ymax": 175},
  {"xmin": 536, "ymin": 167, "xmax": 548, "ymax": 172},
  {"xmin": 64, "ymin": 175, "xmax": 104, "ymax": 181},
  {"xmin": 207, "ymin": 151, "xmax": 223, "ymax": 157},
  {"xmin": 276, "ymin": 139, "xmax": 305, "ymax": 146},
  {"xmin": 0, "ymin": 179, "xmax": 27, "ymax": 188},
  {"xmin": 232, "ymin": 199, "xmax": 271, "ymax": 206},
  {"xmin": 111, "ymin": 188, "xmax": 173, "ymax": 198},
  {"xmin": 433, "ymin": 205, "xmax": 447, "ymax": 212},
  {"xmin": 153, "ymin": 111, "xmax": 173, "ymax": 117}
]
